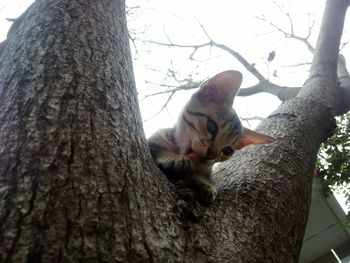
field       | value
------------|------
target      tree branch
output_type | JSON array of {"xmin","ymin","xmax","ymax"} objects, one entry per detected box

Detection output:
[
  {"xmin": 141, "ymin": 81, "xmax": 199, "ymax": 100},
  {"xmin": 144, "ymin": 90, "xmax": 176, "ymax": 121},
  {"xmin": 147, "ymin": 39, "xmax": 299, "ymax": 101},
  {"xmin": 310, "ymin": 0, "xmax": 348, "ymax": 77},
  {"xmin": 256, "ymin": 14, "xmax": 315, "ymax": 53},
  {"xmin": 145, "ymin": 1, "xmax": 350, "ymax": 115},
  {"xmin": 297, "ymin": 0, "xmax": 350, "ymax": 115},
  {"xmin": 237, "ymin": 82, "xmax": 300, "ymax": 101},
  {"xmin": 337, "ymin": 55, "xmax": 350, "ymax": 115}
]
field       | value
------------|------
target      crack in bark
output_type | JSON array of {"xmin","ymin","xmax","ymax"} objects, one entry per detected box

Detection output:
[
  {"xmin": 79, "ymin": 225, "xmax": 85, "ymax": 263},
  {"xmin": 269, "ymin": 112, "xmax": 298, "ymax": 119},
  {"xmin": 143, "ymin": 239, "xmax": 154, "ymax": 263},
  {"xmin": 4, "ymin": 212, "xmax": 23, "ymax": 263}
]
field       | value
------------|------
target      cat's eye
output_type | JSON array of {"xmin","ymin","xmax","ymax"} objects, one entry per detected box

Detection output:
[
  {"xmin": 207, "ymin": 118, "xmax": 218, "ymax": 136},
  {"xmin": 222, "ymin": 146, "xmax": 234, "ymax": 156}
]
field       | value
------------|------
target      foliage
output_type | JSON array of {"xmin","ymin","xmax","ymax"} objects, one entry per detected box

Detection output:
[{"xmin": 317, "ymin": 112, "xmax": 350, "ymax": 213}]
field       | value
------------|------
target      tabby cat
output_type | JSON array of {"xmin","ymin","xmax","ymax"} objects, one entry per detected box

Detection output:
[{"xmin": 148, "ymin": 70, "xmax": 273, "ymax": 205}]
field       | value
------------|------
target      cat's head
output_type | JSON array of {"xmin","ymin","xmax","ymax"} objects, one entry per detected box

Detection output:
[{"xmin": 176, "ymin": 70, "xmax": 273, "ymax": 165}]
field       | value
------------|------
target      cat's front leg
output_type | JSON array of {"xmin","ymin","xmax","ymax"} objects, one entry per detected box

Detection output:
[
  {"xmin": 191, "ymin": 173, "xmax": 217, "ymax": 205},
  {"xmin": 148, "ymin": 128, "xmax": 195, "ymax": 178},
  {"xmin": 155, "ymin": 154, "xmax": 194, "ymax": 178}
]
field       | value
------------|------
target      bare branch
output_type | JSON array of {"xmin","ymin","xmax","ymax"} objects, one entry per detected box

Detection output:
[
  {"xmin": 148, "ymin": 40, "xmax": 210, "ymax": 50},
  {"xmin": 143, "ymin": 90, "xmax": 176, "ymax": 121},
  {"xmin": 241, "ymin": 116, "xmax": 266, "ymax": 128},
  {"xmin": 340, "ymin": 40, "xmax": 350, "ymax": 51},
  {"xmin": 238, "ymin": 82, "xmax": 300, "ymax": 101},
  {"xmin": 142, "ymin": 0, "xmax": 350, "ymax": 121},
  {"xmin": 197, "ymin": 19, "xmax": 213, "ymax": 41},
  {"xmin": 143, "ymin": 7, "xmax": 327, "ymax": 113},
  {"xmin": 141, "ymin": 81, "xmax": 200, "ymax": 100},
  {"xmin": 256, "ymin": 15, "xmax": 315, "ymax": 53},
  {"xmin": 211, "ymin": 42, "xmax": 268, "ymax": 83},
  {"xmin": 271, "ymin": 0, "xmax": 295, "ymax": 35},
  {"xmin": 126, "ymin": 5, "xmax": 140, "ymax": 16},
  {"xmin": 306, "ymin": 13, "xmax": 316, "ymax": 40},
  {"xmin": 128, "ymin": 32, "xmax": 138, "ymax": 54},
  {"xmin": 309, "ymin": 0, "xmax": 348, "ymax": 77},
  {"xmin": 240, "ymin": 116, "xmax": 265, "ymax": 121},
  {"xmin": 337, "ymin": 55, "xmax": 349, "ymax": 80},
  {"xmin": 336, "ymin": 55, "xmax": 350, "ymax": 115},
  {"xmin": 147, "ymin": 31, "xmax": 301, "ymax": 102},
  {"xmin": 281, "ymin": 62, "xmax": 312, "ymax": 68}
]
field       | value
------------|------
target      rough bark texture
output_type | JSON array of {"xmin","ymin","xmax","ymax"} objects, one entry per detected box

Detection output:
[
  {"xmin": 0, "ymin": 0, "xmax": 348, "ymax": 262},
  {"xmin": 0, "ymin": 0, "xmax": 175, "ymax": 261}
]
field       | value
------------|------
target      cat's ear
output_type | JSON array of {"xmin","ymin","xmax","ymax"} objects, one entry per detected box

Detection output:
[
  {"xmin": 197, "ymin": 70, "xmax": 243, "ymax": 106},
  {"xmin": 235, "ymin": 127, "xmax": 274, "ymax": 150}
]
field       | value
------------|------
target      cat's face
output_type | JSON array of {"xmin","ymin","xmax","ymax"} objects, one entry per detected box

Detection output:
[
  {"xmin": 175, "ymin": 70, "xmax": 273, "ymax": 165},
  {"xmin": 180, "ymin": 93, "xmax": 242, "ymax": 165}
]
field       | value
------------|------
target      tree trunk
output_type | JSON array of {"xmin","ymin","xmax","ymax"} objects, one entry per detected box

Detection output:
[{"xmin": 0, "ymin": 0, "xmax": 348, "ymax": 262}]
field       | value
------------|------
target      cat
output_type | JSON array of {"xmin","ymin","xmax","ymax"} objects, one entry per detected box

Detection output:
[{"xmin": 148, "ymin": 70, "xmax": 273, "ymax": 205}]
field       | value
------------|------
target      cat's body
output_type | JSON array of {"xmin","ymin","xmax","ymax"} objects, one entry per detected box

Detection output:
[{"xmin": 148, "ymin": 70, "xmax": 273, "ymax": 205}]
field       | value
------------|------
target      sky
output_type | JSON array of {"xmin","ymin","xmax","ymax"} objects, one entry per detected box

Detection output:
[
  {"xmin": 0, "ymin": 0, "xmax": 325, "ymax": 134},
  {"xmin": 128, "ymin": 0, "xmax": 324, "ymax": 135},
  {"xmin": 0, "ymin": 0, "xmax": 349, "ymax": 212}
]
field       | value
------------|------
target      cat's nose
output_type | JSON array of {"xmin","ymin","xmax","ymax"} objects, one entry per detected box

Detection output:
[{"xmin": 206, "ymin": 148, "xmax": 217, "ymax": 160}]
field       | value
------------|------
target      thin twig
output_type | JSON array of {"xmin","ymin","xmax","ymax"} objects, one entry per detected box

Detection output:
[{"xmin": 144, "ymin": 91, "xmax": 176, "ymax": 121}]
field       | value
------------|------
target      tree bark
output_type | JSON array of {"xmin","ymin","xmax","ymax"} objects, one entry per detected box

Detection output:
[
  {"xmin": 0, "ymin": 0, "xmax": 348, "ymax": 262},
  {"xmin": 0, "ymin": 0, "xmax": 170, "ymax": 261}
]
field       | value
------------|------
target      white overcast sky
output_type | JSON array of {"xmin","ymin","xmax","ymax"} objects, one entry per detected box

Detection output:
[
  {"xmin": 128, "ymin": 0, "xmax": 325, "ymax": 136},
  {"xmin": 1, "ymin": 0, "xmax": 349, "ymax": 212},
  {"xmin": 0, "ymin": 0, "xmax": 329, "ymax": 137}
]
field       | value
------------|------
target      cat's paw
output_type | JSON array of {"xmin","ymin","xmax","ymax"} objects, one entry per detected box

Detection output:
[
  {"xmin": 158, "ymin": 157, "xmax": 194, "ymax": 178},
  {"xmin": 173, "ymin": 157, "xmax": 194, "ymax": 175},
  {"xmin": 194, "ymin": 181, "xmax": 217, "ymax": 206}
]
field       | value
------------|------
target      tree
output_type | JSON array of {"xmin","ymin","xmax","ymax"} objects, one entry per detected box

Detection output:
[{"xmin": 0, "ymin": 0, "xmax": 349, "ymax": 262}]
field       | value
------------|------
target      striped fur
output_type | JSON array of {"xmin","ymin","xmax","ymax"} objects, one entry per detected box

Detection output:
[{"xmin": 148, "ymin": 71, "xmax": 273, "ymax": 205}]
